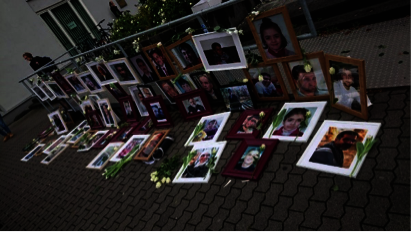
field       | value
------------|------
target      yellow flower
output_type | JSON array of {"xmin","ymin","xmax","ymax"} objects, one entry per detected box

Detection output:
[
  {"xmin": 161, "ymin": 177, "xmax": 166, "ymax": 184},
  {"xmin": 306, "ymin": 111, "xmax": 311, "ymax": 118},
  {"xmin": 304, "ymin": 63, "xmax": 312, "ymax": 72},
  {"xmin": 157, "ymin": 42, "xmax": 162, "ymax": 47},
  {"xmin": 259, "ymin": 111, "xmax": 265, "ymax": 118},
  {"xmin": 113, "ymin": 146, "xmax": 119, "ymax": 151},
  {"xmin": 156, "ymin": 182, "xmax": 162, "ymax": 188},
  {"xmin": 243, "ymin": 78, "xmax": 248, "ymax": 83},
  {"xmin": 166, "ymin": 177, "xmax": 171, "ymax": 184},
  {"xmin": 329, "ymin": 67, "xmax": 335, "ymax": 75},
  {"xmin": 258, "ymin": 75, "xmax": 263, "ymax": 82},
  {"xmin": 260, "ymin": 144, "xmax": 266, "ymax": 150}
]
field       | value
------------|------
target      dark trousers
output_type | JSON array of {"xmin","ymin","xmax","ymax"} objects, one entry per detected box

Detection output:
[{"xmin": 0, "ymin": 114, "xmax": 11, "ymax": 136}]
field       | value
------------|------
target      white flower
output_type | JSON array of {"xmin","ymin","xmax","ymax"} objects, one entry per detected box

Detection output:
[
  {"xmin": 166, "ymin": 177, "xmax": 171, "ymax": 184},
  {"xmin": 113, "ymin": 50, "xmax": 120, "ymax": 55},
  {"xmin": 259, "ymin": 111, "xmax": 265, "ymax": 118},
  {"xmin": 156, "ymin": 182, "xmax": 162, "ymax": 188},
  {"xmin": 258, "ymin": 74, "xmax": 263, "ymax": 82},
  {"xmin": 329, "ymin": 67, "xmax": 335, "ymax": 75},
  {"xmin": 239, "ymin": 30, "xmax": 244, "ymax": 35},
  {"xmin": 304, "ymin": 63, "xmax": 312, "ymax": 72},
  {"xmin": 157, "ymin": 42, "xmax": 162, "ymax": 47},
  {"xmin": 233, "ymin": 29, "xmax": 238, "ymax": 34},
  {"xmin": 161, "ymin": 177, "xmax": 166, "ymax": 183},
  {"xmin": 154, "ymin": 177, "xmax": 158, "ymax": 182},
  {"xmin": 243, "ymin": 78, "xmax": 248, "ymax": 83},
  {"xmin": 151, "ymin": 171, "xmax": 157, "ymax": 176},
  {"xmin": 228, "ymin": 31, "xmax": 233, "ymax": 35},
  {"xmin": 131, "ymin": 20, "xmax": 133, "ymax": 24}
]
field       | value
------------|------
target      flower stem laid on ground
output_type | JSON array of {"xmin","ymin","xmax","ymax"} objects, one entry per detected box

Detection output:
[
  {"xmin": 103, "ymin": 145, "xmax": 140, "ymax": 179},
  {"xmin": 176, "ymin": 150, "xmax": 197, "ymax": 179},
  {"xmin": 350, "ymin": 136, "xmax": 377, "ymax": 177}
]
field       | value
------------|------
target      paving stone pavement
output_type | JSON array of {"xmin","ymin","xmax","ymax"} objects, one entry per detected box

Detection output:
[{"xmin": 0, "ymin": 87, "xmax": 409, "ymax": 230}]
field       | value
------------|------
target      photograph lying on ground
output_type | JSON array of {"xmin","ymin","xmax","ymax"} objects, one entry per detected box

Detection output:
[
  {"xmin": 86, "ymin": 142, "xmax": 124, "ymax": 170},
  {"xmin": 110, "ymin": 135, "xmax": 150, "ymax": 162}
]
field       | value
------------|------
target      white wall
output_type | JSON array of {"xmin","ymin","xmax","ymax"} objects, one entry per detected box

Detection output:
[{"xmin": 0, "ymin": 1, "xmax": 67, "ymax": 112}]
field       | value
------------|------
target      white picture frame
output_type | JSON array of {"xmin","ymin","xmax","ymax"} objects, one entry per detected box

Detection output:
[
  {"xmin": 86, "ymin": 142, "xmax": 125, "ymax": 170},
  {"xmin": 128, "ymin": 85, "xmax": 149, "ymax": 117},
  {"xmin": 67, "ymin": 126, "xmax": 91, "ymax": 144},
  {"xmin": 263, "ymin": 101, "xmax": 327, "ymax": 142},
  {"xmin": 21, "ymin": 144, "xmax": 45, "ymax": 162},
  {"xmin": 86, "ymin": 61, "xmax": 117, "ymax": 86},
  {"xmin": 31, "ymin": 84, "xmax": 49, "ymax": 101},
  {"xmin": 192, "ymin": 29, "xmax": 247, "ymax": 72},
  {"xmin": 44, "ymin": 81, "xmax": 69, "ymax": 98},
  {"xmin": 106, "ymin": 58, "xmax": 142, "ymax": 85},
  {"xmin": 296, "ymin": 120, "xmax": 381, "ymax": 177},
  {"xmin": 77, "ymin": 130, "xmax": 109, "ymax": 152},
  {"xmin": 43, "ymin": 135, "xmax": 67, "ymax": 155},
  {"xmin": 64, "ymin": 73, "xmax": 88, "ymax": 94},
  {"xmin": 109, "ymin": 135, "xmax": 150, "ymax": 162},
  {"xmin": 173, "ymin": 141, "xmax": 227, "ymax": 184},
  {"xmin": 41, "ymin": 144, "xmax": 68, "ymax": 165},
  {"xmin": 39, "ymin": 82, "xmax": 56, "ymax": 100},
  {"xmin": 184, "ymin": 112, "xmax": 231, "ymax": 147},
  {"xmin": 97, "ymin": 98, "xmax": 118, "ymax": 128},
  {"xmin": 67, "ymin": 120, "xmax": 88, "ymax": 137},
  {"xmin": 47, "ymin": 110, "xmax": 68, "ymax": 135},
  {"xmin": 76, "ymin": 71, "xmax": 105, "ymax": 94}
]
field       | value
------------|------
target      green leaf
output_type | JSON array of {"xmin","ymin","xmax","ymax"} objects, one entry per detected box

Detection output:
[
  {"xmin": 379, "ymin": 53, "xmax": 384, "ymax": 57},
  {"xmin": 214, "ymin": 26, "xmax": 220, "ymax": 31},
  {"xmin": 356, "ymin": 142, "xmax": 365, "ymax": 160}
]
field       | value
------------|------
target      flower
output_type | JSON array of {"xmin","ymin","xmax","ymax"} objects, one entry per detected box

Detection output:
[
  {"xmin": 166, "ymin": 177, "xmax": 171, "ymax": 184},
  {"xmin": 113, "ymin": 49, "xmax": 120, "ymax": 55},
  {"xmin": 228, "ymin": 31, "xmax": 232, "ymax": 35},
  {"xmin": 151, "ymin": 171, "xmax": 157, "ymax": 176},
  {"xmin": 131, "ymin": 20, "xmax": 133, "ymax": 24},
  {"xmin": 157, "ymin": 42, "xmax": 162, "ymax": 47},
  {"xmin": 113, "ymin": 146, "xmax": 119, "ymax": 151},
  {"xmin": 239, "ymin": 30, "xmax": 244, "ymax": 35},
  {"xmin": 304, "ymin": 63, "xmax": 312, "ymax": 72},
  {"xmin": 132, "ymin": 40, "xmax": 137, "ymax": 44},
  {"xmin": 252, "ymin": 11, "xmax": 259, "ymax": 15},
  {"xmin": 233, "ymin": 29, "xmax": 238, "ymax": 34},
  {"xmin": 329, "ymin": 67, "xmax": 335, "ymax": 75},
  {"xmin": 212, "ymin": 147, "xmax": 217, "ymax": 154},
  {"xmin": 259, "ymin": 111, "xmax": 265, "ymax": 118},
  {"xmin": 260, "ymin": 144, "xmax": 266, "ymax": 150},
  {"xmin": 161, "ymin": 177, "xmax": 166, "ymax": 183},
  {"xmin": 243, "ymin": 78, "xmax": 248, "ymax": 83},
  {"xmin": 156, "ymin": 182, "xmax": 162, "ymax": 188},
  {"xmin": 107, "ymin": 106, "xmax": 111, "ymax": 111},
  {"xmin": 116, "ymin": 126, "xmax": 120, "ymax": 129},
  {"xmin": 306, "ymin": 111, "xmax": 311, "ymax": 118},
  {"xmin": 258, "ymin": 74, "xmax": 263, "ymax": 82}
]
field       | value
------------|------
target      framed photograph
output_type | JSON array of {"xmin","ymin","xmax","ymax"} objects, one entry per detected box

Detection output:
[
  {"xmin": 110, "ymin": 135, "xmax": 150, "ymax": 162},
  {"xmin": 97, "ymin": 98, "xmax": 118, "ymax": 128},
  {"xmin": 221, "ymin": 139, "xmax": 279, "ymax": 180},
  {"xmin": 104, "ymin": 83, "xmax": 129, "ymax": 100},
  {"xmin": 64, "ymin": 73, "xmax": 88, "ymax": 94},
  {"xmin": 175, "ymin": 89, "xmax": 212, "ymax": 120},
  {"xmin": 172, "ymin": 74, "xmax": 198, "ymax": 94},
  {"xmin": 142, "ymin": 44, "xmax": 178, "ymax": 80},
  {"xmin": 47, "ymin": 110, "xmax": 68, "ymax": 135},
  {"xmin": 190, "ymin": 71, "xmax": 221, "ymax": 101},
  {"xmin": 247, "ymin": 6, "xmax": 302, "ymax": 63},
  {"xmin": 72, "ymin": 130, "xmax": 96, "ymax": 149},
  {"xmin": 297, "ymin": 120, "xmax": 381, "ymax": 177},
  {"xmin": 282, "ymin": 51, "xmax": 329, "ymax": 101},
  {"xmin": 156, "ymin": 80, "xmax": 181, "ymax": 104},
  {"xmin": 325, "ymin": 54, "xmax": 372, "ymax": 120},
  {"xmin": 31, "ymin": 84, "xmax": 48, "ymax": 101},
  {"xmin": 138, "ymin": 84, "xmax": 156, "ymax": 98},
  {"xmin": 129, "ymin": 53, "xmax": 159, "ymax": 83},
  {"xmin": 243, "ymin": 63, "xmax": 289, "ymax": 101},
  {"xmin": 76, "ymin": 71, "xmax": 104, "ymax": 94},
  {"xmin": 172, "ymin": 141, "xmax": 227, "ymax": 184},
  {"xmin": 86, "ymin": 61, "xmax": 117, "ymax": 85},
  {"xmin": 50, "ymin": 71, "xmax": 75, "ymax": 95},
  {"xmin": 143, "ymin": 96, "xmax": 173, "ymax": 127},
  {"xmin": 134, "ymin": 130, "xmax": 170, "ymax": 161},
  {"xmin": 166, "ymin": 35, "xmax": 203, "ymax": 73},
  {"xmin": 67, "ymin": 126, "xmax": 90, "ymax": 144},
  {"xmin": 220, "ymin": 84, "xmax": 254, "ymax": 111},
  {"xmin": 263, "ymin": 102, "xmax": 327, "ymax": 142},
  {"xmin": 39, "ymin": 82, "xmax": 56, "ymax": 100},
  {"xmin": 192, "ymin": 29, "xmax": 247, "ymax": 71},
  {"xmin": 67, "ymin": 120, "xmax": 88, "ymax": 137},
  {"xmin": 86, "ymin": 142, "xmax": 124, "ymax": 170},
  {"xmin": 118, "ymin": 96, "xmax": 139, "ymax": 122},
  {"xmin": 44, "ymin": 81, "xmax": 69, "ymax": 98},
  {"xmin": 77, "ymin": 130, "xmax": 109, "ymax": 152},
  {"xmin": 43, "ymin": 135, "xmax": 67, "ymax": 155},
  {"xmin": 106, "ymin": 58, "xmax": 141, "ymax": 85},
  {"xmin": 133, "ymin": 117, "xmax": 154, "ymax": 135},
  {"xmin": 92, "ymin": 129, "xmax": 119, "ymax": 149},
  {"xmin": 21, "ymin": 144, "xmax": 45, "ymax": 162},
  {"xmin": 85, "ymin": 110, "xmax": 106, "ymax": 130},
  {"xmin": 129, "ymin": 85, "xmax": 149, "ymax": 117},
  {"xmin": 111, "ymin": 122, "xmax": 140, "ymax": 142},
  {"xmin": 41, "ymin": 144, "xmax": 68, "ymax": 165},
  {"xmin": 80, "ymin": 100, "xmax": 95, "ymax": 114},
  {"xmin": 226, "ymin": 108, "xmax": 273, "ymax": 139},
  {"xmin": 184, "ymin": 112, "xmax": 231, "ymax": 147}
]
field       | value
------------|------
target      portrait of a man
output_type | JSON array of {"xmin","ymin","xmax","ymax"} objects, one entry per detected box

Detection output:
[
  {"xmin": 291, "ymin": 65, "xmax": 328, "ymax": 97},
  {"xmin": 148, "ymin": 48, "xmax": 175, "ymax": 77},
  {"xmin": 130, "ymin": 55, "xmax": 159, "ymax": 83},
  {"xmin": 254, "ymin": 72, "xmax": 279, "ymax": 97},
  {"xmin": 150, "ymin": 103, "xmax": 166, "ymax": 122},
  {"xmin": 112, "ymin": 63, "xmax": 135, "ymax": 82},
  {"xmin": 185, "ymin": 97, "xmax": 205, "ymax": 115},
  {"xmin": 175, "ymin": 41, "xmax": 201, "ymax": 69},
  {"xmin": 159, "ymin": 81, "xmax": 179, "ymax": 98},
  {"xmin": 90, "ymin": 63, "xmax": 115, "ymax": 83},
  {"xmin": 100, "ymin": 102, "xmax": 115, "ymax": 126},
  {"xmin": 237, "ymin": 114, "xmax": 260, "ymax": 134},
  {"xmin": 80, "ymin": 75, "xmax": 102, "ymax": 92},
  {"xmin": 182, "ymin": 149, "xmax": 213, "ymax": 178},
  {"xmin": 140, "ymin": 87, "xmax": 154, "ymax": 98},
  {"xmin": 191, "ymin": 72, "xmax": 218, "ymax": 100},
  {"xmin": 200, "ymin": 36, "xmax": 241, "ymax": 66}
]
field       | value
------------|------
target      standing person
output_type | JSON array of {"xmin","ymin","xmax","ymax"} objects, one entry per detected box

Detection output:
[
  {"xmin": 259, "ymin": 18, "xmax": 295, "ymax": 58},
  {"xmin": 291, "ymin": 65, "xmax": 328, "ymax": 97},
  {"xmin": 309, "ymin": 131, "xmax": 359, "ymax": 168},
  {"xmin": 254, "ymin": 72, "xmax": 277, "ymax": 97},
  {"xmin": 0, "ymin": 112, "xmax": 13, "ymax": 142},
  {"xmin": 109, "ymin": 1, "xmax": 122, "ymax": 18},
  {"xmin": 22, "ymin": 52, "xmax": 56, "ymax": 74}
]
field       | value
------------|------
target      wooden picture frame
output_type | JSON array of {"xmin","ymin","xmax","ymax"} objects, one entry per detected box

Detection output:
[
  {"xmin": 142, "ymin": 44, "xmax": 179, "ymax": 80},
  {"xmin": 166, "ymin": 34, "xmax": 203, "ymax": 73},
  {"xmin": 118, "ymin": 96, "xmax": 139, "ymax": 122},
  {"xmin": 129, "ymin": 53, "xmax": 160, "ymax": 83},
  {"xmin": 64, "ymin": 73, "xmax": 88, "ymax": 94},
  {"xmin": 221, "ymin": 139, "xmax": 279, "ymax": 180},
  {"xmin": 220, "ymin": 84, "xmax": 254, "ymax": 111},
  {"xmin": 44, "ymin": 81, "xmax": 69, "ymax": 98},
  {"xmin": 156, "ymin": 79, "xmax": 181, "ymax": 104},
  {"xmin": 86, "ymin": 60, "xmax": 117, "ymax": 86},
  {"xmin": 106, "ymin": 58, "xmax": 142, "ymax": 85},
  {"xmin": 86, "ymin": 142, "xmax": 125, "ymax": 170},
  {"xmin": 324, "ymin": 54, "xmax": 370, "ymax": 120},
  {"xmin": 143, "ymin": 95, "xmax": 173, "ymax": 128},
  {"xmin": 175, "ymin": 89, "xmax": 213, "ymax": 121},
  {"xmin": 50, "ymin": 71, "xmax": 76, "ymax": 95},
  {"xmin": 226, "ymin": 108, "xmax": 273, "ymax": 139},
  {"xmin": 134, "ymin": 129, "xmax": 170, "ymax": 161},
  {"xmin": 76, "ymin": 71, "xmax": 104, "ymax": 94},
  {"xmin": 110, "ymin": 134, "xmax": 150, "ymax": 162},
  {"xmin": 282, "ymin": 51, "xmax": 330, "ymax": 101},
  {"xmin": 243, "ymin": 63, "xmax": 289, "ymax": 101},
  {"xmin": 246, "ymin": 6, "xmax": 302, "ymax": 64},
  {"xmin": 85, "ymin": 110, "xmax": 106, "ymax": 130}
]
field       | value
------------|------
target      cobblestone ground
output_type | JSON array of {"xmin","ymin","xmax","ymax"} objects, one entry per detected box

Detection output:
[{"xmin": 0, "ymin": 88, "xmax": 409, "ymax": 230}]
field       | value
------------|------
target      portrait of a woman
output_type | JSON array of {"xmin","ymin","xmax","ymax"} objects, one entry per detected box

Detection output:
[
  {"xmin": 259, "ymin": 17, "xmax": 295, "ymax": 59},
  {"xmin": 273, "ymin": 108, "xmax": 308, "ymax": 136}
]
